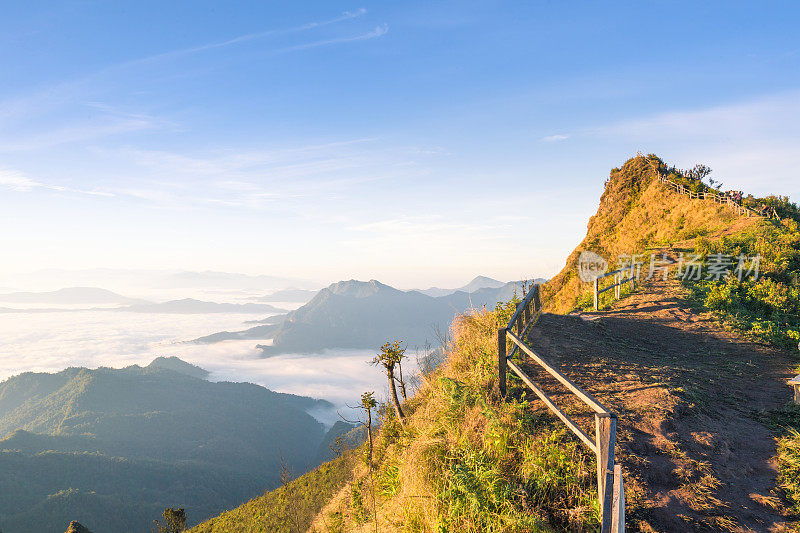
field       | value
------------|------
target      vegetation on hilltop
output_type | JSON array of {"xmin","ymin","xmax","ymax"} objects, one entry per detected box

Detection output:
[{"xmin": 542, "ymin": 154, "xmax": 758, "ymax": 313}]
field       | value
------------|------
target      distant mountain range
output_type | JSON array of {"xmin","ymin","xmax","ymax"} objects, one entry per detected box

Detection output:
[
  {"xmin": 118, "ymin": 298, "xmax": 285, "ymax": 314},
  {"xmin": 0, "ymin": 287, "xmax": 147, "ymax": 305},
  {"xmin": 414, "ymin": 275, "xmax": 509, "ymax": 297},
  {"xmin": 159, "ymin": 271, "xmax": 319, "ymax": 291},
  {"xmin": 0, "ymin": 358, "xmax": 342, "ymax": 533},
  {"xmin": 0, "ymin": 290, "xmax": 287, "ymax": 314},
  {"xmin": 191, "ymin": 276, "xmax": 547, "ymax": 350},
  {"xmin": 6, "ymin": 269, "xmax": 319, "ymax": 294},
  {"xmin": 256, "ymin": 277, "xmax": 536, "ymax": 354}
]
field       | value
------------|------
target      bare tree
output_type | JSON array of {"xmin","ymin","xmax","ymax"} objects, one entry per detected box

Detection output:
[
  {"xmin": 278, "ymin": 454, "xmax": 301, "ymax": 533},
  {"xmin": 360, "ymin": 392, "xmax": 379, "ymax": 533}
]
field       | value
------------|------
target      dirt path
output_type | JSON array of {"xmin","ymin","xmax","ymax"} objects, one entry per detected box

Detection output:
[{"xmin": 517, "ymin": 277, "xmax": 797, "ymax": 532}]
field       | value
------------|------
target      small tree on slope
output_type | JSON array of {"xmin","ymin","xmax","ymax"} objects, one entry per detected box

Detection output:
[{"xmin": 371, "ymin": 341, "xmax": 406, "ymax": 424}]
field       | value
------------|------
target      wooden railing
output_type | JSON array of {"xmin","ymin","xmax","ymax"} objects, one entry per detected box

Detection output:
[
  {"xmin": 657, "ymin": 175, "xmax": 775, "ymax": 218},
  {"xmin": 498, "ymin": 284, "xmax": 625, "ymax": 532},
  {"xmin": 593, "ymin": 266, "xmax": 636, "ymax": 311}
]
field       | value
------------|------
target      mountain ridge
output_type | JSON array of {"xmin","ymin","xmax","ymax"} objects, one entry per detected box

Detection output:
[{"xmin": 257, "ymin": 278, "xmax": 531, "ymax": 354}]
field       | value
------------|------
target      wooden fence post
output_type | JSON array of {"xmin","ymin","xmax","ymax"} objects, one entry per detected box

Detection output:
[
  {"xmin": 498, "ymin": 327, "xmax": 507, "ymax": 397},
  {"xmin": 593, "ymin": 278, "xmax": 599, "ymax": 311},
  {"xmin": 790, "ymin": 375, "xmax": 800, "ymax": 405},
  {"xmin": 611, "ymin": 464, "xmax": 625, "ymax": 533},
  {"xmin": 629, "ymin": 263, "xmax": 635, "ymax": 292},
  {"xmin": 596, "ymin": 413, "xmax": 617, "ymax": 532}
]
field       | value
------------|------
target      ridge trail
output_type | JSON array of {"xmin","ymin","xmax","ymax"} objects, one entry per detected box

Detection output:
[{"xmin": 518, "ymin": 276, "xmax": 796, "ymax": 532}]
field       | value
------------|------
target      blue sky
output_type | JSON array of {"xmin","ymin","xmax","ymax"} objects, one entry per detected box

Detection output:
[{"xmin": 1, "ymin": 1, "xmax": 799, "ymax": 288}]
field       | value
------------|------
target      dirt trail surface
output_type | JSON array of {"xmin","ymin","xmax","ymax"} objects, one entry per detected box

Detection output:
[{"xmin": 517, "ymin": 278, "xmax": 797, "ymax": 532}]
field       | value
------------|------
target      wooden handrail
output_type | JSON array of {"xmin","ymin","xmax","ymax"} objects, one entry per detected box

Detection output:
[
  {"xmin": 507, "ymin": 329, "xmax": 609, "ymax": 414},
  {"xmin": 507, "ymin": 359, "xmax": 597, "ymax": 452},
  {"xmin": 593, "ymin": 265, "xmax": 636, "ymax": 310},
  {"xmin": 658, "ymin": 174, "xmax": 768, "ymax": 219},
  {"xmin": 497, "ymin": 282, "xmax": 624, "ymax": 532}
]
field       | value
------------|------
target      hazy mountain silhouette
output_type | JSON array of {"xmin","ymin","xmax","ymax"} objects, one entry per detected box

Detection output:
[
  {"xmin": 147, "ymin": 356, "xmax": 209, "ymax": 378},
  {"xmin": 118, "ymin": 298, "xmax": 286, "ymax": 314},
  {"xmin": 243, "ymin": 313, "xmax": 288, "ymax": 325},
  {"xmin": 0, "ymin": 287, "xmax": 148, "ymax": 305},
  {"xmin": 414, "ymin": 275, "xmax": 539, "ymax": 297},
  {"xmin": 251, "ymin": 288, "xmax": 318, "ymax": 303},
  {"xmin": 159, "ymin": 271, "xmax": 318, "ymax": 290},
  {"xmin": 191, "ymin": 323, "xmax": 281, "ymax": 343},
  {"xmin": 257, "ymin": 278, "xmax": 534, "ymax": 354}
]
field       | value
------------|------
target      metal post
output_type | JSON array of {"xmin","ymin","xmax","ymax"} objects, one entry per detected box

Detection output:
[
  {"xmin": 593, "ymin": 278, "xmax": 599, "ymax": 311},
  {"xmin": 498, "ymin": 328, "xmax": 507, "ymax": 397}
]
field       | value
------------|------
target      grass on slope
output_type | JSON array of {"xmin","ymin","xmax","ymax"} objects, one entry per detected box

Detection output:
[
  {"xmin": 316, "ymin": 299, "xmax": 599, "ymax": 532},
  {"xmin": 189, "ymin": 452, "xmax": 357, "ymax": 533}
]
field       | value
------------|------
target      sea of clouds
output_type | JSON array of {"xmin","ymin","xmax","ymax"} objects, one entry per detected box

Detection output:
[{"xmin": 0, "ymin": 309, "xmax": 404, "ymax": 425}]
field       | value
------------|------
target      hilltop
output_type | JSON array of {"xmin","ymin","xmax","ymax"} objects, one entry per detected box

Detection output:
[{"xmin": 543, "ymin": 154, "xmax": 766, "ymax": 313}]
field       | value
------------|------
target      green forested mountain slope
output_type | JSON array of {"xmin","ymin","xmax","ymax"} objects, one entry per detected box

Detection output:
[{"xmin": 0, "ymin": 361, "xmax": 330, "ymax": 533}]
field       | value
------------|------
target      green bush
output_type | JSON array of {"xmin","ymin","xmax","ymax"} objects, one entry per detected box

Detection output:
[{"xmin": 686, "ymin": 219, "xmax": 800, "ymax": 348}]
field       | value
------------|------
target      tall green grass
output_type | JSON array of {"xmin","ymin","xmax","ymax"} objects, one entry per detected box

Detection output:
[{"xmin": 778, "ymin": 428, "xmax": 800, "ymax": 528}]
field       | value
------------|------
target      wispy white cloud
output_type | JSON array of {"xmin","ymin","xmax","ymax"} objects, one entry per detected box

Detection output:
[
  {"xmin": 0, "ymin": 167, "xmax": 115, "ymax": 197},
  {"xmin": 134, "ymin": 8, "xmax": 371, "ymax": 64},
  {"xmin": 90, "ymin": 138, "xmax": 430, "ymax": 209},
  {"xmin": 275, "ymin": 24, "xmax": 389, "ymax": 54},
  {"xmin": 541, "ymin": 134, "xmax": 570, "ymax": 142},
  {"xmin": 0, "ymin": 8, "xmax": 388, "ymax": 151},
  {"xmin": 0, "ymin": 168, "xmax": 43, "ymax": 191},
  {"xmin": 594, "ymin": 90, "xmax": 800, "ymax": 141},
  {"xmin": 592, "ymin": 90, "xmax": 800, "ymax": 199},
  {"xmin": 0, "ymin": 105, "xmax": 168, "ymax": 152}
]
